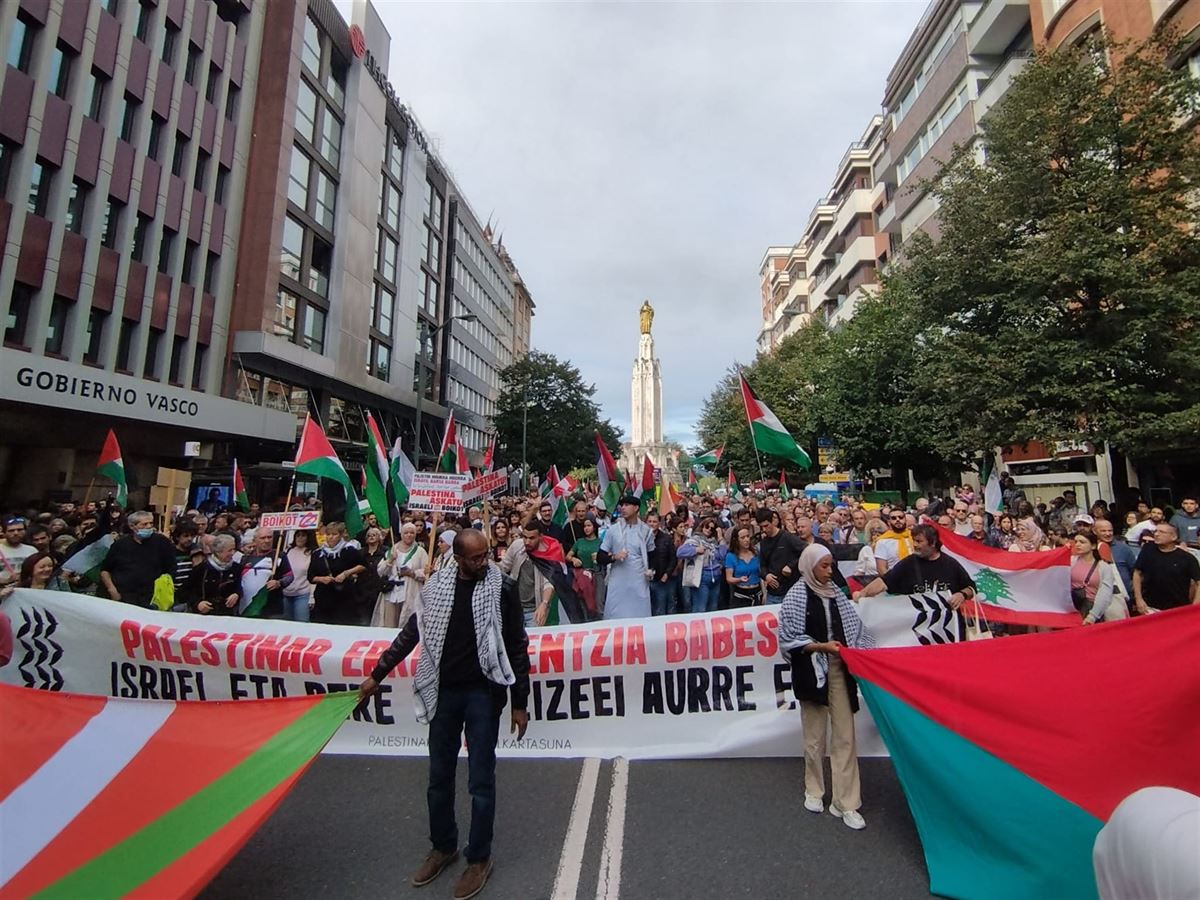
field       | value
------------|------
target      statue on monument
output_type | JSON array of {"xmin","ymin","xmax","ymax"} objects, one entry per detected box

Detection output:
[{"xmin": 639, "ymin": 300, "xmax": 654, "ymax": 335}]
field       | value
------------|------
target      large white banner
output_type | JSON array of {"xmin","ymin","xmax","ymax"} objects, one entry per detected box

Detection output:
[{"xmin": 0, "ymin": 589, "xmax": 889, "ymax": 759}]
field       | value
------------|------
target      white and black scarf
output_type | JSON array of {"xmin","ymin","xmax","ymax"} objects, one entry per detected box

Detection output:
[
  {"xmin": 777, "ymin": 581, "xmax": 875, "ymax": 690},
  {"xmin": 412, "ymin": 560, "xmax": 514, "ymax": 724}
]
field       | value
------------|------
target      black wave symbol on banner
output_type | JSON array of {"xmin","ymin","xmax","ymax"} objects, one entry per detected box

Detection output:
[
  {"xmin": 15, "ymin": 607, "xmax": 65, "ymax": 691},
  {"xmin": 906, "ymin": 594, "xmax": 966, "ymax": 646}
]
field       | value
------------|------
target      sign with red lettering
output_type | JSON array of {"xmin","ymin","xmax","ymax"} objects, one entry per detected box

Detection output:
[
  {"xmin": 1, "ymin": 588, "xmax": 890, "ymax": 760},
  {"xmin": 463, "ymin": 469, "xmax": 509, "ymax": 502},
  {"xmin": 408, "ymin": 472, "xmax": 470, "ymax": 513},
  {"xmin": 259, "ymin": 511, "xmax": 322, "ymax": 531}
]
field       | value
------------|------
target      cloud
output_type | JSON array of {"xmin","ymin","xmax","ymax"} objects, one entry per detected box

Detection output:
[{"xmin": 349, "ymin": 1, "xmax": 926, "ymax": 448}]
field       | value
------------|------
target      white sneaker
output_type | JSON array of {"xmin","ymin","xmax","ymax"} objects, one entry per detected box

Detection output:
[
  {"xmin": 804, "ymin": 795, "xmax": 824, "ymax": 813},
  {"xmin": 830, "ymin": 806, "xmax": 866, "ymax": 830}
]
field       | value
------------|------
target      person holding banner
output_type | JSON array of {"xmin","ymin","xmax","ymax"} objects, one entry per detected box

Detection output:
[
  {"xmin": 182, "ymin": 534, "xmax": 241, "ymax": 615},
  {"xmin": 855, "ymin": 525, "xmax": 975, "ymax": 611},
  {"xmin": 779, "ymin": 544, "xmax": 875, "ymax": 831},
  {"xmin": 373, "ymin": 523, "xmax": 427, "ymax": 628},
  {"xmin": 358, "ymin": 529, "xmax": 530, "ymax": 900},
  {"xmin": 310, "ymin": 523, "xmax": 366, "ymax": 625}
]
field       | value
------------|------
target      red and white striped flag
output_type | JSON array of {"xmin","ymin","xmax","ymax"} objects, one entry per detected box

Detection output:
[
  {"xmin": 934, "ymin": 525, "xmax": 1077, "ymax": 627},
  {"xmin": 0, "ymin": 685, "xmax": 355, "ymax": 898}
]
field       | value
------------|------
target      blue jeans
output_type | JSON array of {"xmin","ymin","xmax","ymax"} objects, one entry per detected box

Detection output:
[
  {"xmin": 427, "ymin": 687, "xmax": 502, "ymax": 862},
  {"xmin": 650, "ymin": 578, "xmax": 675, "ymax": 616},
  {"xmin": 283, "ymin": 593, "xmax": 310, "ymax": 622},
  {"xmin": 688, "ymin": 576, "xmax": 721, "ymax": 614},
  {"xmin": 766, "ymin": 593, "xmax": 785, "ymax": 605}
]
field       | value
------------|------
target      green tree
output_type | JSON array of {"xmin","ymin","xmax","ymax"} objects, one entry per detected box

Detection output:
[
  {"xmin": 902, "ymin": 34, "xmax": 1200, "ymax": 457},
  {"xmin": 493, "ymin": 351, "xmax": 623, "ymax": 477}
]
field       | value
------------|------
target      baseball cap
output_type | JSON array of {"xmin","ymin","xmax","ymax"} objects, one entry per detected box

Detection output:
[{"xmin": 1074, "ymin": 514, "xmax": 1095, "ymax": 525}]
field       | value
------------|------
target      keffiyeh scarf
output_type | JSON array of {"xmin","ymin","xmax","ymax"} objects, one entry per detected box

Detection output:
[
  {"xmin": 412, "ymin": 560, "xmax": 515, "ymax": 724},
  {"xmin": 777, "ymin": 580, "xmax": 875, "ymax": 690}
]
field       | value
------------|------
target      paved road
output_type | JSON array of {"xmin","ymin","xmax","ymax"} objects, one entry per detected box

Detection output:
[{"xmin": 202, "ymin": 756, "xmax": 932, "ymax": 900}]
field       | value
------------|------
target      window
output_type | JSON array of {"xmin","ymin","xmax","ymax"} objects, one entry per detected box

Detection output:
[
  {"xmin": 224, "ymin": 83, "xmax": 239, "ymax": 121},
  {"xmin": 301, "ymin": 17, "xmax": 321, "ymax": 76},
  {"xmin": 45, "ymin": 296, "xmax": 71, "ymax": 355},
  {"xmin": 115, "ymin": 318, "xmax": 136, "ymax": 370},
  {"xmin": 203, "ymin": 252, "xmax": 219, "ymax": 293},
  {"xmin": 135, "ymin": 2, "xmax": 153, "ymax": 42},
  {"xmin": 313, "ymin": 168, "xmax": 335, "ymax": 229},
  {"xmin": 4, "ymin": 285, "xmax": 34, "ymax": 346},
  {"xmin": 287, "ymin": 146, "xmax": 310, "ymax": 209},
  {"xmin": 205, "ymin": 64, "xmax": 220, "ymax": 103},
  {"xmin": 49, "ymin": 42, "xmax": 74, "ymax": 98},
  {"xmin": 191, "ymin": 343, "xmax": 207, "ymax": 390},
  {"xmin": 119, "ymin": 94, "xmax": 140, "ymax": 143},
  {"xmin": 369, "ymin": 338, "xmax": 390, "ymax": 380},
  {"xmin": 421, "ymin": 272, "xmax": 438, "ymax": 316},
  {"xmin": 85, "ymin": 69, "xmax": 107, "ymax": 119},
  {"xmin": 184, "ymin": 44, "xmax": 201, "ymax": 84},
  {"xmin": 168, "ymin": 335, "xmax": 186, "ymax": 383},
  {"xmin": 101, "ymin": 0, "xmax": 120, "ymax": 14},
  {"xmin": 214, "ymin": 165, "xmax": 229, "ymax": 205},
  {"xmin": 161, "ymin": 23, "xmax": 178, "ymax": 65},
  {"xmin": 171, "ymin": 133, "xmax": 189, "ymax": 177},
  {"xmin": 101, "ymin": 198, "xmax": 124, "ymax": 248},
  {"xmin": 147, "ymin": 115, "xmax": 165, "ymax": 160},
  {"xmin": 307, "ymin": 236, "xmax": 331, "ymax": 297},
  {"xmin": 387, "ymin": 130, "xmax": 404, "ymax": 180},
  {"xmin": 83, "ymin": 308, "xmax": 108, "ymax": 364},
  {"xmin": 7, "ymin": 15, "xmax": 36, "ymax": 73},
  {"xmin": 157, "ymin": 228, "xmax": 176, "ymax": 274},
  {"xmin": 425, "ymin": 181, "xmax": 444, "ymax": 229},
  {"xmin": 193, "ymin": 150, "xmax": 210, "ymax": 190},
  {"xmin": 273, "ymin": 288, "xmax": 297, "ymax": 338},
  {"xmin": 1189, "ymin": 48, "xmax": 1200, "ymax": 93},
  {"xmin": 0, "ymin": 142, "xmax": 12, "ymax": 196},
  {"xmin": 280, "ymin": 215, "xmax": 303, "ymax": 281},
  {"xmin": 295, "ymin": 81, "xmax": 317, "ymax": 143},
  {"xmin": 373, "ymin": 283, "xmax": 394, "ymax": 336},
  {"xmin": 301, "ymin": 304, "xmax": 325, "ymax": 353},
  {"xmin": 319, "ymin": 112, "xmax": 341, "ymax": 167},
  {"xmin": 143, "ymin": 328, "xmax": 162, "ymax": 378},
  {"xmin": 132, "ymin": 213, "xmax": 152, "ymax": 262},
  {"xmin": 65, "ymin": 180, "xmax": 89, "ymax": 233},
  {"xmin": 382, "ymin": 182, "xmax": 401, "ymax": 231},
  {"xmin": 181, "ymin": 240, "xmax": 198, "ymax": 284},
  {"xmin": 27, "ymin": 161, "xmax": 52, "ymax": 217},
  {"xmin": 378, "ymin": 234, "xmax": 398, "ymax": 283}
]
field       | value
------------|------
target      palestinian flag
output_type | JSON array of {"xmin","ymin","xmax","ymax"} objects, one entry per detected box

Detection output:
[
  {"xmin": 727, "ymin": 467, "xmax": 742, "ymax": 498},
  {"xmin": 933, "ymin": 524, "xmax": 1076, "ymax": 627},
  {"xmin": 436, "ymin": 412, "xmax": 458, "ymax": 473},
  {"xmin": 363, "ymin": 413, "xmax": 391, "ymax": 530},
  {"xmin": 0, "ymin": 684, "xmax": 356, "ymax": 899},
  {"xmin": 540, "ymin": 465, "xmax": 560, "ymax": 500},
  {"xmin": 294, "ymin": 416, "xmax": 363, "ymax": 535},
  {"xmin": 624, "ymin": 471, "xmax": 635, "ymax": 493},
  {"xmin": 779, "ymin": 470, "xmax": 790, "ymax": 501},
  {"xmin": 841, "ymin": 606, "xmax": 1200, "ymax": 900},
  {"xmin": 239, "ymin": 554, "xmax": 274, "ymax": 617},
  {"xmin": 60, "ymin": 533, "xmax": 116, "ymax": 584},
  {"xmin": 232, "ymin": 460, "xmax": 250, "ymax": 512},
  {"xmin": 635, "ymin": 456, "xmax": 655, "ymax": 515},
  {"xmin": 550, "ymin": 474, "xmax": 579, "ymax": 527},
  {"xmin": 688, "ymin": 469, "xmax": 700, "ymax": 496},
  {"xmin": 96, "ymin": 429, "xmax": 128, "ymax": 507},
  {"xmin": 981, "ymin": 454, "xmax": 1004, "ymax": 515},
  {"xmin": 528, "ymin": 536, "xmax": 587, "ymax": 624},
  {"xmin": 692, "ymin": 445, "xmax": 723, "ymax": 467},
  {"xmin": 482, "ymin": 438, "xmax": 496, "ymax": 474},
  {"xmin": 739, "ymin": 372, "xmax": 811, "ymax": 468},
  {"xmin": 389, "ymin": 438, "xmax": 415, "ymax": 505},
  {"xmin": 455, "ymin": 443, "xmax": 470, "ymax": 476},
  {"xmin": 594, "ymin": 431, "xmax": 622, "ymax": 514}
]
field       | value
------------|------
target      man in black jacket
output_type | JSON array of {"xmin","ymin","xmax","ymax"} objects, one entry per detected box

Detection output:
[
  {"xmin": 646, "ymin": 512, "xmax": 676, "ymax": 615},
  {"xmin": 359, "ymin": 529, "xmax": 530, "ymax": 900}
]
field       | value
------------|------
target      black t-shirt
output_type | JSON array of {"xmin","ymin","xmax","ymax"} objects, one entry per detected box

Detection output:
[
  {"xmin": 882, "ymin": 552, "xmax": 974, "ymax": 596},
  {"xmin": 759, "ymin": 531, "xmax": 806, "ymax": 594},
  {"xmin": 102, "ymin": 534, "xmax": 176, "ymax": 606},
  {"xmin": 1134, "ymin": 545, "xmax": 1200, "ymax": 610},
  {"xmin": 439, "ymin": 576, "xmax": 487, "ymax": 691}
]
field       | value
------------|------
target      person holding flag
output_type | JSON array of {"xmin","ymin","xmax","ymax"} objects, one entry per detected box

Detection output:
[{"xmin": 597, "ymin": 495, "xmax": 654, "ymax": 620}]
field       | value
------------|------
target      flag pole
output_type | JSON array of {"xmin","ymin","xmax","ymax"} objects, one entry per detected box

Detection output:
[
  {"xmin": 81, "ymin": 477, "xmax": 96, "ymax": 513},
  {"xmin": 274, "ymin": 413, "xmax": 307, "ymax": 570},
  {"xmin": 739, "ymin": 368, "xmax": 768, "ymax": 485}
]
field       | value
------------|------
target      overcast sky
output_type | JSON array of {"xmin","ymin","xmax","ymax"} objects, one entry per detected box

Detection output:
[{"xmin": 346, "ymin": 0, "xmax": 927, "ymax": 450}]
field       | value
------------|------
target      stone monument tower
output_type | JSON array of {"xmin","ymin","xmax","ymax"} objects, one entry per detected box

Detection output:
[{"xmin": 620, "ymin": 301, "xmax": 679, "ymax": 482}]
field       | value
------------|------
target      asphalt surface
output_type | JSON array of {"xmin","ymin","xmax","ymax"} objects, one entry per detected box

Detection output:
[{"xmin": 202, "ymin": 756, "xmax": 932, "ymax": 900}]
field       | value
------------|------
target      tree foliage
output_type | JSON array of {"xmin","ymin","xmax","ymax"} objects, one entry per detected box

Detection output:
[
  {"xmin": 493, "ymin": 351, "xmax": 623, "ymax": 477},
  {"xmin": 697, "ymin": 34, "xmax": 1200, "ymax": 475}
]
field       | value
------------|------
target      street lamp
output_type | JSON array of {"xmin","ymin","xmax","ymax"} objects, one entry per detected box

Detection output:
[{"xmin": 413, "ymin": 313, "xmax": 477, "ymax": 471}]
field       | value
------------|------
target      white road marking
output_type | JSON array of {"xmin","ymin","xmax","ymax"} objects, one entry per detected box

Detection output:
[
  {"xmin": 595, "ymin": 756, "xmax": 629, "ymax": 900},
  {"xmin": 551, "ymin": 757, "xmax": 602, "ymax": 900}
]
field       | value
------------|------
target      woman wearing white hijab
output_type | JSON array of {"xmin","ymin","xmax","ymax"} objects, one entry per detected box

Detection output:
[{"xmin": 779, "ymin": 543, "xmax": 876, "ymax": 831}]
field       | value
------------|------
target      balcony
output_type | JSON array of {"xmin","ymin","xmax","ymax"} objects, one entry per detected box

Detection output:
[
  {"xmin": 969, "ymin": 0, "xmax": 1032, "ymax": 56},
  {"xmin": 976, "ymin": 51, "xmax": 1035, "ymax": 121}
]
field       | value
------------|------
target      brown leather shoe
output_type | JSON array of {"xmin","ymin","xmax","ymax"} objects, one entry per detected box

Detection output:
[
  {"xmin": 453, "ymin": 859, "xmax": 494, "ymax": 900},
  {"xmin": 411, "ymin": 849, "xmax": 459, "ymax": 887}
]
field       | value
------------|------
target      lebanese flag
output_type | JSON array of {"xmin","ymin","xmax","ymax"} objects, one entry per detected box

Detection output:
[
  {"xmin": 96, "ymin": 429, "xmax": 128, "ymax": 507},
  {"xmin": 232, "ymin": 460, "xmax": 250, "ymax": 512},
  {"xmin": 739, "ymin": 372, "xmax": 811, "ymax": 468},
  {"xmin": 294, "ymin": 415, "xmax": 362, "ymax": 535},
  {"xmin": 841, "ymin": 606, "xmax": 1200, "ymax": 900},
  {"xmin": 436, "ymin": 412, "xmax": 457, "ymax": 473},
  {"xmin": 594, "ymin": 431, "xmax": 622, "ymax": 514},
  {"xmin": 0, "ymin": 685, "xmax": 356, "ymax": 898},
  {"xmin": 933, "ymin": 524, "xmax": 1076, "ymax": 627}
]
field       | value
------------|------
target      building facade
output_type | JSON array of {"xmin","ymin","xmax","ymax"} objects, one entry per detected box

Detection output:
[{"xmin": 0, "ymin": 0, "xmax": 531, "ymax": 507}]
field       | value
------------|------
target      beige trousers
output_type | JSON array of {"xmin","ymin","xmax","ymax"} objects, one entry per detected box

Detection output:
[{"xmin": 800, "ymin": 656, "xmax": 861, "ymax": 812}]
